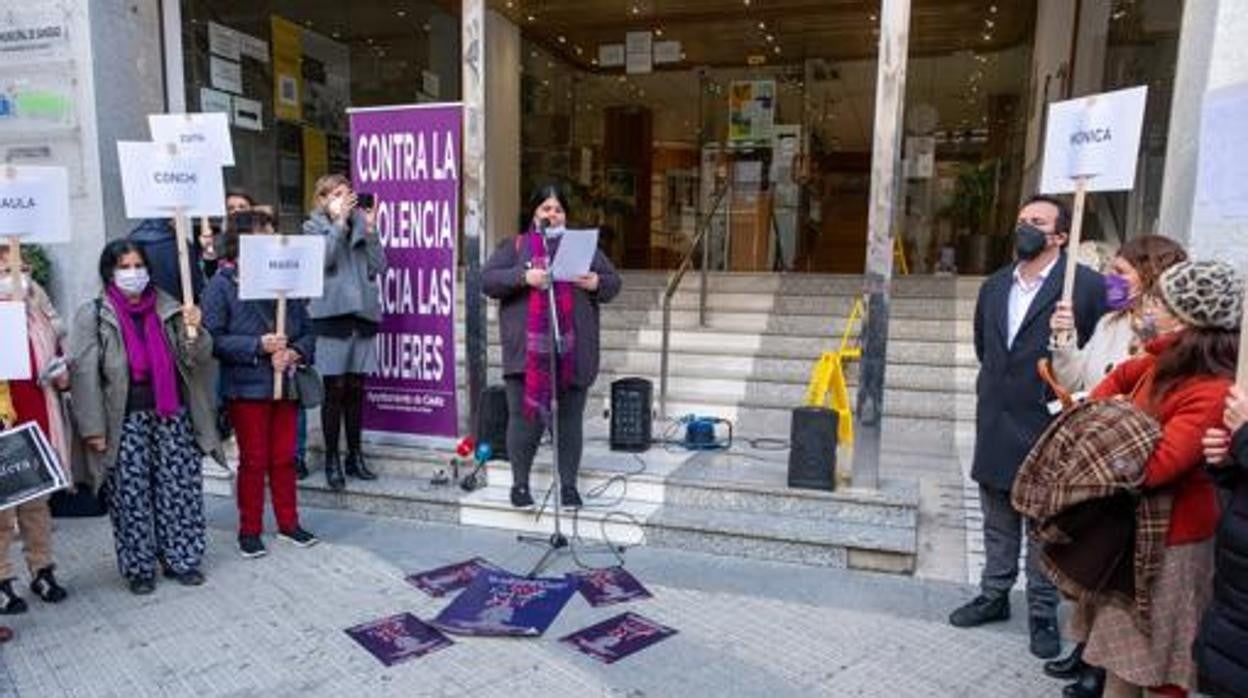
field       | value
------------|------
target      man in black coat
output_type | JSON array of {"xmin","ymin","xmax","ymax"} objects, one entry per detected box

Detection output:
[
  {"xmin": 127, "ymin": 218, "xmax": 207, "ymax": 303},
  {"xmin": 949, "ymin": 195, "xmax": 1107, "ymax": 660}
]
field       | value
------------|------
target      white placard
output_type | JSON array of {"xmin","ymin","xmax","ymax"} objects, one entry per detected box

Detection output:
[
  {"xmin": 1195, "ymin": 82, "xmax": 1248, "ymax": 220},
  {"xmin": 238, "ymin": 235, "xmax": 325, "ymax": 300},
  {"xmin": 199, "ymin": 87, "xmax": 232, "ymax": 116},
  {"xmin": 116, "ymin": 142, "xmax": 226, "ymax": 219},
  {"xmin": 210, "ymin": 56, "xmax": 243, "ymax": 94},
  {"xmin": 239, "ymin": 34, "xmax": 270, "ymax": 63},
  {"xmin": 208, "ymin": 21, "xmax": 241, "ymax": 61},
  {"xmin": 598, "ymin": 44, "xmax": 625, "ymax": 67},
  {"xmin": 0, "ymin": 166, "xmax": 70, "ymax": 243},
  {"xmin": 654, "ymin": 40, "xmax": 683, "ymax": 64},
  {"xmin": 232, "ymin": 96, "xmax": 263, "ymax": 132},
  {"xmin": 149, "ymin": 113, "xmax": 236, "ymax": 167},
  {"xmin": 1040, "ymin": 85, "xmax": 1148, "ymax": 194},
  {"xmin": 625, "ymin": 31, "xmax": 653, "ymax": 75},
  {"xmin": 549, "ymin": 229, "xmax": 599, "ymax": 281},
  {"xmin": 0, "ymin": 302, "xmax": 31, "ymax": 381}
]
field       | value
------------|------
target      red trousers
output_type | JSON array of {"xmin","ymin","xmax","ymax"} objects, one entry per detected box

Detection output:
[{"xmin": 229, "ymin": 400, "xmax": 300, "ymax": 536}]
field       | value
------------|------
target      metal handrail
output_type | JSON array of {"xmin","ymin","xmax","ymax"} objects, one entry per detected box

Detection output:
[{"xmin": 659, "ymin": 181, "xmax": 731, "ymax": 420}]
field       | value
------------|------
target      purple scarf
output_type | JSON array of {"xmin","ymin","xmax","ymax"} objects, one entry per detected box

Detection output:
[
  {"xmin": 523, "ymin": 230, "xmax": 576, "ymax": 423},
  {"xmin": 105, "ymin": 285, "xmax": 180, "ymax": 418}
]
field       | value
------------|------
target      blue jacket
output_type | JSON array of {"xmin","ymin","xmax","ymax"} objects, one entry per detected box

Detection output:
[
  {"xmin": 202, "ymin": 266, "xmax": 316, "ymax": 401},
  {"xmin": 128, "ymin": 219, "xmax": 207, "ymax": 302}
]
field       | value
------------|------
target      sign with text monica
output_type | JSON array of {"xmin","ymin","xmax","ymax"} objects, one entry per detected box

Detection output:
[{"xmin": 349, "ymin": 103, "xmax": 460, "ymax": 439}]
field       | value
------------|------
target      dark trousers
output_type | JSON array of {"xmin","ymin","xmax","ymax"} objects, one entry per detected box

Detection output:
[
  {"xmin": 978, "ymin": 484, "xmax": 1058, "ymax": 619},
  {"xmin": 230, "ymin": 400, "xmax": 300, "ymax": 536},
  {"xmin": 503, "ymin": 376, "xmax": 587, "ymax": 489}
]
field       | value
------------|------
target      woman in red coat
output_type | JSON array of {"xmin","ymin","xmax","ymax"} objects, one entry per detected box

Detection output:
[{"xmin": 1076, "ymin": 260, "xmax": 1242, "ymax": 698}]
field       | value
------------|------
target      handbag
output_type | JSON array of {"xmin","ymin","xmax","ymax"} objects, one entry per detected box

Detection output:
[{"xmin": 292, "ymin": 366, "xmax": 324, "ymax": 409}]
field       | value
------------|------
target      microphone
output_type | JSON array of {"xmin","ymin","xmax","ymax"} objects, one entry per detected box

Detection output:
[{"xmin": 538, "ymin": 218, "xmax": 552, "ymax": 237}]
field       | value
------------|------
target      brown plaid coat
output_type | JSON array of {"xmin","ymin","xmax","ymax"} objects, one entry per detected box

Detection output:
[{"xmin": 1012, "ymin": 397, "xmax": 1170, "ymax": 631}]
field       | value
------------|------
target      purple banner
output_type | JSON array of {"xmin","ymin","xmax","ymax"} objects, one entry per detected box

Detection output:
[{"xmin": 350, "ymin": 104, "xmax": 460, "ymax": 438}]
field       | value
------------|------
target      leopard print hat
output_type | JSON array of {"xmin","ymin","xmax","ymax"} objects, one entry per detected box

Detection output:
[{"xmin": 1157, "ymin": 260, "xmax": 1244, "ymax": 331}]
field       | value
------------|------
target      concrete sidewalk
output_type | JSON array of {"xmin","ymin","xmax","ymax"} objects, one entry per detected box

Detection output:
[{"xmin": 0, "ymin": 501, "xmax": 1065, "ymax": 697}]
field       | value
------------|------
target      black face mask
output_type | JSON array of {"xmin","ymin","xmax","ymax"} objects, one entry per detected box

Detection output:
[{"xmin": 1014, "ymin": 223, "xmax": 1049, "ymax": 261}]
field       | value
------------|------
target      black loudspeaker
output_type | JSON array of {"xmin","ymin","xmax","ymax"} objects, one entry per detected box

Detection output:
[
  {"xmin": 609, "ymin": 377, "xmax": 652, "ymax": 452},
  {"xmin": 476, "ymin": 385, "xmax": 509, "ymax": 461},
  {"xmin": 787, "ymin": 406, "xmax": 838, "ymax": 491}
]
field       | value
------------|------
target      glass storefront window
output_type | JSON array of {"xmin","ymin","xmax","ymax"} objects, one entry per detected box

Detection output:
[{"xmin": 179, "ymin": 1, "xmax": 460, "ymax": 233}]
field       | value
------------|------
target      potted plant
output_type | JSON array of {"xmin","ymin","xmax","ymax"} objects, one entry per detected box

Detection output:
[{"xmin": 946, "ymin": 162, "xmax": 999, "ymax": 274}]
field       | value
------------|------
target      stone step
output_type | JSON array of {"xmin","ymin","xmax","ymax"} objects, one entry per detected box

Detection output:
[
  {"xmin": 463, "ymin": 289, "xmax": 975, "ymax": 319},
  {"xmin": 456, "ymin": 326, "xmax": 976, "ymax": 366},
  {"xmin": 607, "ymin": 271, "xmax": 982, "ymax": 298}
]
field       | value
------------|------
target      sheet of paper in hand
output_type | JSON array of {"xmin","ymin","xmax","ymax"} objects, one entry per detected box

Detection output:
[
  {"xmin": 404, "ymin": 557, "xmax": 505, "ymax": 598},
  {"xmin": 559, "ymin": 612, "xmax": 678, "ymax": 664},
  {"xmin": 548, "ymin": 228, "xmax": 599, "ymax": 281},
  {"xmin": 432, "ymin": 571, "xmax": 578, "ymax": 637},
  {"xmin": 343, "ymin": 612, "xmax": 453, "ymax": 666},
  {"xmin": 238, "ymin": 235, "xmax": 326, "ymax": 300},
  {"xmin": 571, "ymin": 566, "xmax": 653, "ymax": 607},
  {"xmin": 0, "ymin": 422, "xmax": 68, "ymax": 512}
]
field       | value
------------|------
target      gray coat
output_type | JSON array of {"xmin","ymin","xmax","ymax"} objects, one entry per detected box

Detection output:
[
  {"xmin": 304, "ymin": 208, "xmax": 386, "ymax": 323},
  {"xmin": 68, "ymin": 290, "xmax": 220, "ymax": 492},
  {"xmin": 481, "ymin": 234, "xmax": 621, "ymax": 388}
]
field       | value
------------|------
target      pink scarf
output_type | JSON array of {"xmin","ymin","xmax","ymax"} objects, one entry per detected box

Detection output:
[
  {"xmin": 105, "ymin": 285, "xmax": 181, "ymax": 418},
  {"xmin": 523, "ymin": 230, "xmax": 576, "ymax": 423}
]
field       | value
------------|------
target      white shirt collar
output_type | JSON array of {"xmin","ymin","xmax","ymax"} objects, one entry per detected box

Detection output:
[{"xmin": 1012, "ymin": 255, "xmax": 1058, "ymax": 291}]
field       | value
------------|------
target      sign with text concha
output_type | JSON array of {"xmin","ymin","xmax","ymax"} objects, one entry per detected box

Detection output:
[{"xmin": 1040, "ymin": 85, "xmax": 1148, "ymax": 194}]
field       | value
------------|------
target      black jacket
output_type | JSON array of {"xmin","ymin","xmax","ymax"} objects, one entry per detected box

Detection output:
[
  {"xmin": 481, "ymin": 234, "xmax": 621, "ymax": 388},
  {"xmin": 1196, "ymin": 427, "xmax": 1248, "ymax": 698},
  {"xmin": 201, "ymin": 266, "xmax": 316, "ymax": 402},
  {"xmin": 128, "ymin": 219, "xmax": 207, "ymax": 303},
  {"xmin": 971, "ymin": 255, "xmax": 1107, "ymax": 491}
]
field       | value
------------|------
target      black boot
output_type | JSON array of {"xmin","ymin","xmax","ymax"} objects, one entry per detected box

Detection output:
[
  {"xmin": 29, "ymin": 566, "xmax": 68, "ymax": 603},
  {"xmin": 510, "ymin": 484, "xmax": 534, "ymax": 508},
  {"xmin": 1062, "ymin": 666, "xmax": 1105, "ymax": 698},
  {"xmin": 294, "ymin": 454, "xmax": 309, "ymax": 481},
  {"xmin": 1044, "ymin": 642, "xmax": 1087, "ymax": 680},
  {"xmin": 344, "ymin": 451, "xmax": 377, "ymax": 481},
  {"xmin": 561, "ymin": 485, "xmax": 583, "ymax": 508},
  {"xmin": 0, "ymin": 579, "xmax": 26, "ymax": 615},
  {"xmin": 325, "ymin": 452, "xmax": 346, "ymax": 491}
]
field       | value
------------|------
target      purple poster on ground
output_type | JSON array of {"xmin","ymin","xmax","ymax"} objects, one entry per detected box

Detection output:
[
  {"xmin": 559, "ymin": 612, "xmax": 678, "ymax": 664},
  {"xmin": 349, "ymin": 104, "xmax": 461, "ymax": 438},
  {"xmin": 571, "ymin": 567, "xmax": 653, "ymax": 608},
  {"xmin": 344, "ymin": 612, "xmax": 453, "ymax": 666},
  {"xmin": 432, "ymin": 571, "xmax": 579, "ymax": 637},
  {"xmin": 405, "ymin": 557, "xmax": 506, "ymax": 598}
]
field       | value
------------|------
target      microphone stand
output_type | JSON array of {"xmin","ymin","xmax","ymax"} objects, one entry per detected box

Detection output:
[{"xmin": 517, "ymin": 221, "xmax": 625, "ymax": 578}]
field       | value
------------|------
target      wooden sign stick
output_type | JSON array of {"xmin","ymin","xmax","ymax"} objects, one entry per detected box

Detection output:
[
  {"xmin": 273, "ymin": 291, "xmax": 288, "ymax": 400},
  {"xmin": 1238, "ymin": 283, "xmax": 1248, "ymax": 390},
  {"xmin": 1053, "ymin": 175, "xmax": 1089, "ymax": 348},
  {"xmin": 171, "ymin": 208, "xmax": 198, "ymax": 339},
  {"xmin": 5, "ymin": 236, "xmax": 22, "ymax": 303}
]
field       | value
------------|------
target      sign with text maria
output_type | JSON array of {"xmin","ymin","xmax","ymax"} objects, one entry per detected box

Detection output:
[
  {"xmin": 349, "ymin": 103, "xmax": 460, "ymax": 439},
  {"xmin": 238, "ymin": 235, "xmax": 325, "ymax": 300},
  {"xmin": 1040, "ymin": 85, "xmax": 1148, "ymax": 195}
]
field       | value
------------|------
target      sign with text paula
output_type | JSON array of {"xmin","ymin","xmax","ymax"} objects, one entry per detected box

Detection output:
[
  {"xmin": 1040, "ymin": 85, "xmax": 1148, "ymax": 195},
  {"xmin": 349, "ymin": 103, "xmax": 460, "ymax": 439},
  {"xmin": 0, "ymin": 166, "xmax": 70, "ymax": 243}
]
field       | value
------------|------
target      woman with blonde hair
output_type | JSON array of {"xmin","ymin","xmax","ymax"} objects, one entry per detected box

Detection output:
[{"xmin": 304, "ymin": 174, "xmax": 385, "ymax": 490}]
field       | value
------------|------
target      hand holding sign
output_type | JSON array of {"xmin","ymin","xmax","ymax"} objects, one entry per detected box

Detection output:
[
  {"xmin": 1040, "ymin": 85, "xmax": 1148, "ymax": 348},
  {"xmin": 238, "ymin": 235, "xmax": 325, "ymax": 397}
]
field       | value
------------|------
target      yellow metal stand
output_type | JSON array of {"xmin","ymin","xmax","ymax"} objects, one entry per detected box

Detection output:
[
  {"xmin": 893, "ymin": 236, "xmax": 909, "ymax": 276},
  {"xmin": 803, "ymin": 297, "xmax": 865, "ymax": 446}
]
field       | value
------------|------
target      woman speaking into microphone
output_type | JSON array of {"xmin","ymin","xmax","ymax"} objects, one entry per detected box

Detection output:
[{"xmin": 481, "ymin": 184, "xmax": 621, "ymax": 509}]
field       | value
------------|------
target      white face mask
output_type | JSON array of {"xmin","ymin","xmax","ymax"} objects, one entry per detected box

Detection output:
[
  {"xmin": 0, "ymin": 273, "xmax": 30, "ymax": 297},
  {"xmin": 113, "ymin": 267, "xmax": 150, "ymax": 296}
]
